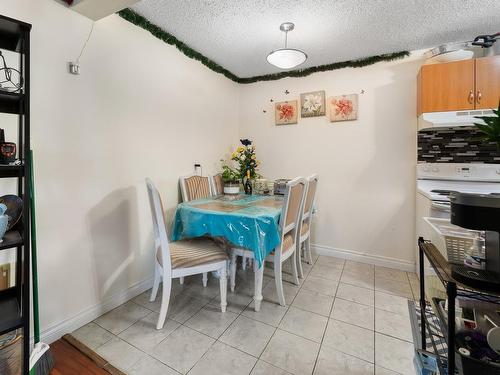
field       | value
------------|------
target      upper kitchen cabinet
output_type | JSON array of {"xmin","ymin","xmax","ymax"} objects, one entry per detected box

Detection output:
[
  {"xmin": 475, "ymin": 55, "xmax": 500, "ymax": 110},
  {"xmin": 417, "ymin": 59, "xmax": 475, "ymax": 115},
  {"xmin": 417, "ymin": 55, "xmax": 500, "ymax": 115}
]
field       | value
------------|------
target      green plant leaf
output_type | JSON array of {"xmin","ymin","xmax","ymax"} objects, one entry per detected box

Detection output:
[{"xmin": 473, "ymin": 101, "xmax": 500, "ymax": 148}]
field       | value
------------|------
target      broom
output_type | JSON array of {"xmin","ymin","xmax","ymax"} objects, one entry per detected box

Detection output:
[{"xmin": 28, "ymin": 150, "xmax": 54, "ymax": 375}]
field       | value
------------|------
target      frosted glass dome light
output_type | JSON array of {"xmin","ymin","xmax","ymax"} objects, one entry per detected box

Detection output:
[
  {"xmin": 267, "ymin": 48, "xmax": 307, "ymax": 69},
  {"xmin": 267, "ymin": 22, "xmax": 307, "ymax": 69}
]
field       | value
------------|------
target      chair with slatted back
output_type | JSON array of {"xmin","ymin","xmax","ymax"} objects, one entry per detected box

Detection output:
[
  {"xmin": 179, "ymin": 173, "xmax": 216, "ymax": 286},
  {"xmin": 146, "ymin": 178, "xmax": 228, "ymax": 329},
  {"xmin": 229, "ymin": 177, "xmax": 307, "ymax": 308},
  {"xmin": 210, "ymin": 174, "xmax": 224, "ymax": 196},
  {"xmin": 179, "ymin": 173, "xmax": 213, "ymax": 202},
  {"xmin": 296, "ymin": 174, "xmax": 319, "ymax": 278}
]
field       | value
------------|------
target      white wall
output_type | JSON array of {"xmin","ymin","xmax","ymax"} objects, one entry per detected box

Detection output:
[
  {"xmin": 0, "ymin": 0, "xmax": 238, "ymax": 340},
  {"xmin": 238, "ymin": 55, "xmax": 424, "ymax": 269},
  {"xmin": 1, "ymin": 0, "xmax": 424, "ymax": 342}
]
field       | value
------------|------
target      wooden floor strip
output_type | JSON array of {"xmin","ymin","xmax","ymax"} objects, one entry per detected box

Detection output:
[{"xmin": 50, "ymin": 335, "xmax": 125, "ymax": 375}]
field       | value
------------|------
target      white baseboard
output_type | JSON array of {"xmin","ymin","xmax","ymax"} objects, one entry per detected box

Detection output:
[
  {"xmin": 312, "ymin": 244, "xmax": 416, "ymax": 272},
  {"xmin": 40, "ymin": 277, "xmax": 153, "ymax": 344}
]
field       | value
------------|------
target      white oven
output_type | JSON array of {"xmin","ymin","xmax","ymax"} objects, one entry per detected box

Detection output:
[{"xmin": 416, "ymin": 163, "xmax": 500, "ymax": 271}]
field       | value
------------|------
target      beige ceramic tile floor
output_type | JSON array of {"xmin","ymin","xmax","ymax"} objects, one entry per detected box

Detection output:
[{"xmin": 72, "ymin": 255, "xmax": 419, "ymax": 375}]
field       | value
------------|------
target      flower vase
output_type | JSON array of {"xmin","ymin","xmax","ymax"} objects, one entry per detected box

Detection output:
[{"xmin": 223, "ymin": 181, "xmax": 240, "ymax": 195}]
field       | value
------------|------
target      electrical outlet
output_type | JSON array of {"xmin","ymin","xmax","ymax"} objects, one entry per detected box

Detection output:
[
  {"xmin": 194, "ymin": 163, "xmax": 202, "ymax": 175},
  {"xmin": 68, "ymin": 61, "xmax": 80, "ymax": 75}
]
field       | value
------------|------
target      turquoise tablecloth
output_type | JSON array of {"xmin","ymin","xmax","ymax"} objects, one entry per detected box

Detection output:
[{"xmin": 171, "ymin": 195, "xmax": 283, "ymax": 267}]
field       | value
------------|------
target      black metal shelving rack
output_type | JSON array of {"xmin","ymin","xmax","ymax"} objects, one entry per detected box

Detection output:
[
  {"xmin": 0, "ymin": 13, "xmax": 31, "ymax": 375},
  {"xmin": 408, "ymin": 298, "xmax": 449, "ymax": 375},
  {"xmin": 415, "ymin": 237, "xmax": 500, "ymax": 375}
]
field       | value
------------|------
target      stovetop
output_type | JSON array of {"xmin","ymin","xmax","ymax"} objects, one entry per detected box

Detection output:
[{"xmin": 418, "ymin": 180, "xmax": 500, "ymax": 201}]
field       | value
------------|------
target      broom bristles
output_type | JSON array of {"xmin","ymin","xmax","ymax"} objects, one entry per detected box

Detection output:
[
  {"xmin": 31, "ymin": 352, "xmax": 54, "ymax": 375},
  {"xmin": 29, "ymin": 342, "xmax": 54, "ymax": 375}
]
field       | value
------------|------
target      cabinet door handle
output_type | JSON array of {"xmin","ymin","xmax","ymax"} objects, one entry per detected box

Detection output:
[
  {"xmin": 468, "ymin": 90, "xmax": 475, "ymax": 104},
  {"xmin": 476, "ymin": 90, "xmax": 482, "ymax": 104}
]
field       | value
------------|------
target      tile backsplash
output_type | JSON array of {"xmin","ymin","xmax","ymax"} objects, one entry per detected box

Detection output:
[{"xmin": 418, "ymin": 126, "xmax": 500, "ymax": 164}]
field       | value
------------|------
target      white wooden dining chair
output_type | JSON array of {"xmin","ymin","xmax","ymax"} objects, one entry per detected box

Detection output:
[
  {"xmin": 179, "ymin": 173, "xmax": 215, "ymax": 285},
  {"xmin": 296, "ymin": 174, "xmax": 319, "ymax": 278},
  {"xmin": 209, "ymin": 174, "xmax": 224, "ymax": 196},
  {"xmin": 229, "ymin": 177, "xmax": 307, "ymax": 308},
  {"xmin": 146, "ymin": 178, "xmax": 228, "ymax": 329},
  {"xmin": 179, "ymin": 173, "xmax": 213, "ymax": 202}
]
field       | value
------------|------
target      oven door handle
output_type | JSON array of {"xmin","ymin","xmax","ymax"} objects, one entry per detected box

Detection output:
[{"xmin": 431, "ymin": 202, "xmax": 451, "ymax": 212}]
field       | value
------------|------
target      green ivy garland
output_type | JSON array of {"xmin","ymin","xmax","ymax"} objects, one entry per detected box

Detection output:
[
  {"xmin": 237, "ymin": 51, "xmax": 410, "ymax": 83},
  {"xmin": 118, "ymin": 9, "xmax": 239, "ymax": 82},
  {"xmin": 118, "ymin": 8, "xmax": 410, "ymax": 84}
]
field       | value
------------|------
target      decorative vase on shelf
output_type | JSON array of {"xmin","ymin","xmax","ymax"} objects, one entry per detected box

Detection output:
[
  {"xmin": 223, "ymin": 181, "xmax": 240, "ymax": 195},
  {"xmin": 0, "ymin": 203, "xmax": 9, "ymax": 242}
]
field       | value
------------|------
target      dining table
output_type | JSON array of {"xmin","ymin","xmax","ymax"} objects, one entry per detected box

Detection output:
[{"xmin": 171, "ymin": 194, "xmax": 284, "ymax": 311}]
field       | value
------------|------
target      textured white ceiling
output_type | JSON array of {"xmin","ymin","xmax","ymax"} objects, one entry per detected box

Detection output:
[{"xmin": 131, "ymin": 0, "xmax": 500, "ymax": 78}]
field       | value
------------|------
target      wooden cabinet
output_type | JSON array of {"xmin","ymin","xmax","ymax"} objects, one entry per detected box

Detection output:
[
  {"xmin": 417, "ymin": 55, "xmax": 500, "ymax": 115},
  {"xmin": 475, "ymin": 55, "xmax": 500, "ymax": 109},
  {"xmin": 417, "ymin": 60, "xmax": 475, "ymax": 114}
]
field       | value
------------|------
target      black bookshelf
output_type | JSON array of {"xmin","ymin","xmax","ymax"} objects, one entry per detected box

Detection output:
[
  {"xmin": 0, "ymin": 14, "xmax": 30, "ymax": 53},
  {"xmin": 0, "ymin": 164, "xmax": 24, "ymax": 177},
  {"xmin": 0, "ymin": 13, "xmax": 31, "ymax": 375},
  {"xmin": 0, "ymin": 91, "xmax": 24, "ymax": 114}
]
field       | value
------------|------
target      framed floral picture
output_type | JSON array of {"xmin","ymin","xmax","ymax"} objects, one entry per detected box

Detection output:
[
  {"xmin": 275, "ymin": 100, "xmax": 298, "ymax": 125},
  {"xmin": 329, "ymin": 94, "xmax": 358, "ymax": 122},
  {"xmin": 300, "ymin": 90, "xmax": 325, "ymax": 117}
]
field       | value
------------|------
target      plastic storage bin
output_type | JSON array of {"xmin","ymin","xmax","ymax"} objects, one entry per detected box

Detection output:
[{"xmin": 424, "ymin": 217, "xmax": 478, "ymax": 264}]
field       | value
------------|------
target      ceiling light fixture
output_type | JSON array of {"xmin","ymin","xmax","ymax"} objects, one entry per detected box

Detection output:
[{"xmin": 267, "ymin": 22, "xmax": 307, "ymax": 70}]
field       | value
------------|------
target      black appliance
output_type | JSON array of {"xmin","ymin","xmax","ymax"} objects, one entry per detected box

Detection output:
[
  {"xmin": 273, "ymin": 179, "xmax": 290, "ymax": 195},
  {"xmin": 0, "ymin": 128, "xmax": 16, "ymax": 164},
  {"xmin": 450, "ymin": 192, "xmax": 500, "ymax": 291}
]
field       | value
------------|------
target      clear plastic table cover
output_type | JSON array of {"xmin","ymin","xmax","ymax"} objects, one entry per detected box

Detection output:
[{"xmin": 171, "ymin": 195, "xmax": 283, "ymax": 267}]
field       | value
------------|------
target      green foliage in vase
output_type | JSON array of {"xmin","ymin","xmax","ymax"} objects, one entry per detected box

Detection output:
[
  {"xmin": 231, "ymin": 139, "xmax": 260, "ymax": 181},
  {"xmin": 220, "ymin": 161, "xmax": 240, "ymax": 183},
  {"xmin": 474, "ymin": 101, "xmax": 500, "ymax": 149}
]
